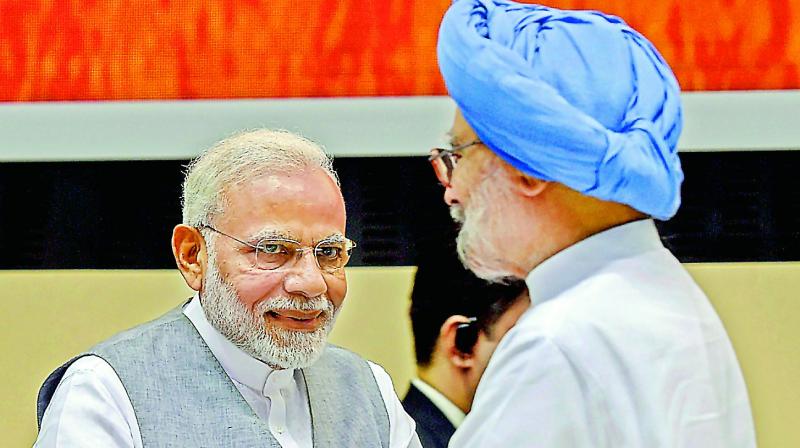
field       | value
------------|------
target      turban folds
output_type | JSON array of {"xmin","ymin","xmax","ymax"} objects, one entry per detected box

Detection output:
[{"xmin": 437, "ymin": 0, "xmax": 684, "ymax": 220}]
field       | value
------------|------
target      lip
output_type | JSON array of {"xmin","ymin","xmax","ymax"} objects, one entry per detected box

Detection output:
[{"xmin": 264, "ymin": 309, "xmax": 324, "ymax": 332}]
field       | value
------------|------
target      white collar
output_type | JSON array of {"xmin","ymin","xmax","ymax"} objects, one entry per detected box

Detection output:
[
  {"xmin": 525, "ymin": 219, "xmax": 664, "ymax": 306},
  {"xmin": 411, "ymin": 378, "xmax": 466, "ymax": 428},
  {"xmin": 183, "ymin": 294, "xmax": 296, "ymax": 395}
]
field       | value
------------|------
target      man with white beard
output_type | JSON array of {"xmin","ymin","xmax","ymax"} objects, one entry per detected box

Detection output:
[
  {"xmin": 35, "ymin": 129, "xmax": 422, "ymax": 447},
  {"xmin": 431, "ymin": 1, "xmax": 756, "ymax": 447}
]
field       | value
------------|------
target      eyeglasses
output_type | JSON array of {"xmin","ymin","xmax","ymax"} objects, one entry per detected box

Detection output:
[
  {"xmin": 199, "ymin": 225, "xmax": 357, "ymax": 274},
  {"xmin": 428, "ymin": 140, "xmax": 482, "ymax": 187}
]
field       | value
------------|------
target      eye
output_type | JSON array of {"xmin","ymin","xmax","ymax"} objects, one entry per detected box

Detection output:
[
  {"xmin": 316, "ymin": 245, "xmax": 342, "ymax": 260},
  {"xmin": 258, "ymin": 242, "xmax": 289, "ymax": 255}
]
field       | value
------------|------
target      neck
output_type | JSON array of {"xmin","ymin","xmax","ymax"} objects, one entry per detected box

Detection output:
[
  {"xmin": 513, "ymin": 185, "xmax": 646, "ymax": 276},
  {"xmin": 417, "ymin": 365, "xmax": 472, "ymax": 414}
]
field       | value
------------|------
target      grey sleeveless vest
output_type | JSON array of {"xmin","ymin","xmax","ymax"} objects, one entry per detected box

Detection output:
[{"xmin": 38, "ymin": 306, "xmax": 390, "ymax": 447}]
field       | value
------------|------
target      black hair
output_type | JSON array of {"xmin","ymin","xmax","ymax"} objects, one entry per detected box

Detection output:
[{"xmin": 409, "ymin": 243, "xmax": 527, "ymax": 367}]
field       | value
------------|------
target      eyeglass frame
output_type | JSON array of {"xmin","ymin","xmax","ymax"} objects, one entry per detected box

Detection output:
[
  {"xmin": 428, "ymin": 139, "xmax": 483, "ymax": 188},
  {"xmin": 197, "ymin": 225, "xmax": 357, "ymax": 274}
]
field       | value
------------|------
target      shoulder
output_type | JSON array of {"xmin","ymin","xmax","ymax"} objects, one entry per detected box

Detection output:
[
  {"xmin": 305, "ymin": 344, "xmax": 380, "ymax": 391},
  {"xmin": 56, "ymin": 355, "xmax": 124, "ymax": 392},
  {"xmin": 92, "ymin": 306, "xmax": 187, "ymax": 352},
  {"xmin": 324, "ymin": 350, "xmax": 401, "ymax": 402},
  {"xmin": 320, "ymin": 343, "xmax": 365, "ymax": 361},
  {"xmin": 365, "ymin": 361, "xmax": 402, "ymax": 406},
  {"xmin": 312, "ymin": 345, "xmax": 393, "ymax": 390},
  {"xmin": 364, "ymin": 360, "xmax": 400, "ymax": 402},
  {"xmin": 366, "ymin": 360, "xmax": 392, "ymax": 384},
  {"xmin": 39, "ymin": 354, "xmax": 125, "ymax": 414},
  {"xmin": 579, "ymin": 248, "xmax": 703, "ymax": 305},
  {"xmin": 37, "ymin": 355, "xmax": 139, "ymax": 447},
  {"xmin": 312, "ymin": 348, "xmax": 399, "ymax": 407},
  {"xmin": 315, "ymin": 344, "xmax": 381, "ymax": 375},
  {"xmin": 485, "ymin": 249, "xmax": 716, "ymax": 386},
  {"xmin": 524, "ymin": 251, "xmax": 705, "ymax": 337}
]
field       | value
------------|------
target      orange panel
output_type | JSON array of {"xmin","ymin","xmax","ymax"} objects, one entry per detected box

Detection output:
[
  {"xmin": 0, "ymin": 0, "xmax": 797, "ymax": 101},
  {"xmin": 543, "ymin": 0, "xmax": 800, "ymax": 91}
]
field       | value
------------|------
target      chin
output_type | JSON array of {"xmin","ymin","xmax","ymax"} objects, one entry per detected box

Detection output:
[
  {"xmin": 452, "ymin": 173, "xmax": 519, "ymax": 283},
  {"xmin": 456, "ymin": 230, "xmax": 515, "ymax": 283}
]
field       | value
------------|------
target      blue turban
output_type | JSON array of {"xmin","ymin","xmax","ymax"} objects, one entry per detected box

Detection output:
[{"xmin": 437, "ymin": 0, "xmax": 683, "ymax": 220}]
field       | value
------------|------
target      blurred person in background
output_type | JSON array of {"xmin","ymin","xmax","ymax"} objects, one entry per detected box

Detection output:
[{"xmin": 404, "ymin": 251, "xmax": 529, "ymax": 448}]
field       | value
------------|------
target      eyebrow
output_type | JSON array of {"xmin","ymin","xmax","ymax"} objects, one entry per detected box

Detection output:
[
  {"xmin": 251, "ymin": 229, "xmax": 298, "ymax": 242},
  {"xmin": 317, "ymin": 233, "xmax": 346, "ymax": 244},
  {"xmin": 251, "ymin": 229, "xmax": 345, "ymax": 245}
]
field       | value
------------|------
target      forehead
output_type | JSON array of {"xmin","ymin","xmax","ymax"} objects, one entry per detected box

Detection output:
[
  {"xmin": 216, "ymin": 167, "xmax": 346, "ymax": 241},
  {"xmin": 449, "ymin": 109, "xmax": 480, "ymax": 144}
]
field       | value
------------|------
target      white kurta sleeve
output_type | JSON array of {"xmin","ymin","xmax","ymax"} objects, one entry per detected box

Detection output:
[
  {"xmin": 368, "ymin": 362, "xmax": 423, "ymax": 448},
  {"xmin": 34, "ymin": 356, "xmax": 142, "ymax": 448},
  {"xmin": 449, "ymin": 335, "xmax": 607, "ymax": 448}
]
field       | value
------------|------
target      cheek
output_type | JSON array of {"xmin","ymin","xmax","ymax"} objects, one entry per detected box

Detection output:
[
  {"xmin": 325, "ymin": 275, "xmax": 347, "ymax": 309},
  {"xmin": 453, "ymin": 157, "xmax": 484, "ymax": 190},
  {"xmin": 449, "ymin": 170, "xmax": 472, "ymax": 200},
  {"xmin": 227, "ymin": 272, "xmax": 286, "ymax": 311}
]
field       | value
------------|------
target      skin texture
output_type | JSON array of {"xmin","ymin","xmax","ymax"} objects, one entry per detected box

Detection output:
[
  {"xmin": 417, "ymin": 291, "xmax": 531, "ymax": 413},
  {"xmin": 172, "ymin": 166, "xmax": 348, "ymax": 339},
  {"xmin": 443, "ymin": 109, "xmax": 646, "ymax": 280}
]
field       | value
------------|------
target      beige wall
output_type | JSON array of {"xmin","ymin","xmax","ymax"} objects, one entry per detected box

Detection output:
[
  {"xmin": 685, "ymin": 263, "xmax": 800, "ymax": 448},
  {"xmin": 1, "ymin": 263, "xmax": 797, "ymax": 447}
]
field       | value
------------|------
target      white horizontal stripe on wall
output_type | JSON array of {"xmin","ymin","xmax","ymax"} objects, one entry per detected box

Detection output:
[{"xmin": 1, "ymin": 90, "xmax": 799, "ymax": 162}]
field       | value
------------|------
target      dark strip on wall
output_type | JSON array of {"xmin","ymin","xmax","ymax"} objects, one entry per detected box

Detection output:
[{"xmin": 1, "ymin": 151, "xmax": 798, "ymax": 269}]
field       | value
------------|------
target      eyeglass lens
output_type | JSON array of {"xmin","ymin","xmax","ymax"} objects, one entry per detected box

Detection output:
[
  {"xmin": 255, "ymin": 239, "xmax": 351, "ymax": 273},
  {"xmin": 431, "ymin": 150, "xmax": 456, "ymax": 187}
]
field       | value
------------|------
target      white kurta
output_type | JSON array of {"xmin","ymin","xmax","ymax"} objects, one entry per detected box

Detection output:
[
  {"xmin": 36, "ymin": 296, "xmax": 421, "ymax": 448},
  {"xmin": 449, "ymin": 220, "xmax": 756, "ymax": 447}
]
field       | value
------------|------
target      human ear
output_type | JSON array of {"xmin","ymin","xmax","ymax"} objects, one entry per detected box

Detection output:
[
  {"xmin": 440, "ymin": 315, "xmax": 478, "ymax": 369},
  {"xmin": 513, "ymin": 170, "xmax": 550, "ymax": 198},
  {"xmin": 171, "ymin": 224, "xmax": 206, "ymax": 291},
  {"xmin": 491, "ymin": 156, "xmax": 550, "ymax": 198}
]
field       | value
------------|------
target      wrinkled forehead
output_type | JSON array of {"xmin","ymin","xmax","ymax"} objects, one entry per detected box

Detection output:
[{"xmin": 214, "ymin": 168, "xmax": 347, "ymax": 241}]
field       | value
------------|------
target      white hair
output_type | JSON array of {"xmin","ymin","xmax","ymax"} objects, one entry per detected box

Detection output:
[
  {"xmin": 451, "ymin": 172, "xmax": 517, "ymax": 283},
  {"xmin": 201, "ymin": 239, "xmax": 339, "ymax": 369},
  {"xmin": 182, "ymin": 128, "xmax": 339, "ymax": 227}
]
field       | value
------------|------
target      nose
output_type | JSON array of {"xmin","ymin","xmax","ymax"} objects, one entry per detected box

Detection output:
[{"xmin": 282, "ymin": 250, "xmax": 328, "ymax": 298}]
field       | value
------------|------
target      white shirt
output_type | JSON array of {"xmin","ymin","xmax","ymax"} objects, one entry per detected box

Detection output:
[
  {"xmin": 410, "ymin": 378, "xmax": 465, "ymax": 428},
  {"xmin": 36, "ymin": 297, "xmax": 421, "ymax": 448},
  {"xmin": 449, "ymin": 220, "xmax": 756, "ymax": 448}
]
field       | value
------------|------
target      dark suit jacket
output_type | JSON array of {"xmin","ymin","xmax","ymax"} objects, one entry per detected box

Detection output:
[{"xmin": 402, "ymin": 383, "xmax": 456, "ymax": 448}]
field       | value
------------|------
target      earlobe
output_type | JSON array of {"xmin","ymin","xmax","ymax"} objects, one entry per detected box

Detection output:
[{"xmin": 172, "ymin": 225, "xmax": 205, "ymax": 291}]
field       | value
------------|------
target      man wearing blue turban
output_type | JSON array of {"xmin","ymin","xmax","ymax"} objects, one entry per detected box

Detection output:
[{"xmin": 431, "ymin": 1, "xmax": 756, "ymax": 446}]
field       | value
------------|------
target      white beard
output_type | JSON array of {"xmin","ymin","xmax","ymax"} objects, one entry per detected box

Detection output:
[
  {"xmin": 201, "ymin": 257, "xmax": 339, "ymax": 370},
  {"xmin": 450, "ymin": 175, "xmax": 515, "ymax": 283}
]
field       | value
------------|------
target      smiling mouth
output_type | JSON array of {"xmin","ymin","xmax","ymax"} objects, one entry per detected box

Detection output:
[{"xmin": 264, "ymin": 310, "xmax": 324, "ymax": 331}]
